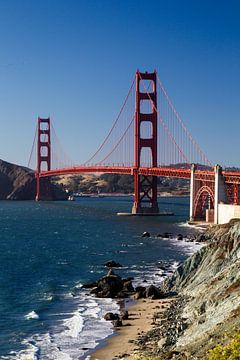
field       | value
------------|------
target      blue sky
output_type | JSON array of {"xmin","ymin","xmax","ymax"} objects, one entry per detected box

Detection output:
[{"xmin": 0, "ymin": 0, "xmax": 240, "ymax": 167}]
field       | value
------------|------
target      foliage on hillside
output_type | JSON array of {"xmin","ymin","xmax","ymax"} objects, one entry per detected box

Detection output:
[
  {"xmin": 207, "ymin": 332, "xmax": 240, "ymax": 360},
  {"xmin": 55, "ymin": 173, "xmax": 189, "ymax": 194}
]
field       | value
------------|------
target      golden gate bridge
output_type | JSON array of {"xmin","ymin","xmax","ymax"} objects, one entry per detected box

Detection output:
[{"xmin": 28, "ymin": 70, "xmax": 240, "ymax": 224}]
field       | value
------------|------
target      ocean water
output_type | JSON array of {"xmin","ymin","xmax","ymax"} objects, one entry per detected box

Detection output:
[{"xmin": 0, "ymin": 196, "xmax": 201, "ymax": 359}]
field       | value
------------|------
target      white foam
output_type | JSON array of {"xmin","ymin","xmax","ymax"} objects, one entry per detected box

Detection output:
[
  {"xmin": 169, "ymin": 236, "xmax": 205, "ymax": 255},
  {"xmin": 24, "ymin": 311, "xmax": 39, "ymax": 320},
  {"xmin": 10, "ymin": 340, "xmax": 39, "ymax": 360},
  {"xmin": 62, "ymin": 311, "xmax": 84, "ymax": 338},
  {"xmin": 14, "ymin": 294, "xmax": 118, "ymax": 360}
]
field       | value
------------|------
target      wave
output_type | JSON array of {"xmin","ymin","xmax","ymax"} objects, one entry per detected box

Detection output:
[
  {"xmin": 24, "ymin": 311, "xmax": 39, "ymax": 320},
  {"xmin": 62, "ymin": 310, "xmax": 84, "ymax": 338},
  {"xmin": 13, "ymin": 294, "xmax": 118, "ymax": 360}
]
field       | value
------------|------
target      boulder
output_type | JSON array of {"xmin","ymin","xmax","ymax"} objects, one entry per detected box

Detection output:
[
  {"xmin": 145, "ymin": 285, "xmax": 164, "ymax": 299},
  {"xmin": 163, "ymin": 232, "xmax": 170, "ymax": 238},
  {"xmin": 104, "ymin": 312, "xmax": 119, "ymax": 321},
  {"xmin": 122, "ymin": 280, "xmax": 135, "ymax": 293},
  {"xmin": 82, "ymin": 282, "xmax": 97, "ymax": 289},
  {"xmin": 142, "ymin": 231, "xmax": 150, "ymax": 238},
  {"xmin": 120, "ymin": 310, "xmax": 129, "ymax": 320},
  {"xmin": 112, "ymin": 319, "xmax": 123, "ymax": 327},
  {"xmin": 135, "ymin": 286, "xmax": 146, "ymax": 299},
  {"xmin": 104, "ymin": 260, "xmax": 123, "ymax": 268},
  {"xmin": 177, "ymin": 234, "xmax": 183, "ymax": 241},
  {"xmin": 94, "ymin": 274, "xmax": 124, "ymax": 298}
]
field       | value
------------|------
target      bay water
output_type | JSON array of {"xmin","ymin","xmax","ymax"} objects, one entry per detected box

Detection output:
[{"xmin": 0, "ymin": 196, "xmax": 200, "ymax": 359}]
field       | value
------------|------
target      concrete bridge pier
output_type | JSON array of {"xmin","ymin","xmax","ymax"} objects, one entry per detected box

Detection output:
[
  {"xmin": 189, "ymin": 163, "xmax": 228, "ymax": 224},
  {"xmin": 189, "ymin": 163, "xmax": 196, "ymax": 222},
  {"xmin": 214, "ymin": 164, "xmax": 227, "ymax": 224}
]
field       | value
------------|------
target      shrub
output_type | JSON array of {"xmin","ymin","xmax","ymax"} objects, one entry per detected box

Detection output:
[{"xmin": 207, "ymin": 332, "xmax": 240, "ymax": 360}]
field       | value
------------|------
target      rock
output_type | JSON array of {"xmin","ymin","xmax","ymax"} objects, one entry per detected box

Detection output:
[
  {"xmin": 120, "ymin": 310, "xmax": 129, "ymax": 320},
  {"xmin": 82, "ymin": 282, "xmax": 97, "ymax": 289},
  {"xmin": 104, "ymin": 260, "xmax": 123, "ymax": 268},
  {"xmin": 90, "ymin": 271, "xmax": 135, "ymax": 298},
  {"xmin": 112, "ymin": 319, "xmax": 122, "ymax": 327},
  {"xmin": 145, "ymin": 285, "xmax": 164, "ymax": 299},
  {"xmin": 163, "ymin": 232, "xmax": 170, "ymax": 238},
  {"xmin": 104, "ymin": 312, "xmax": 120, "ymax": 321},
  {"xmin": 107, "ymin": 268, "xmax": 115, "ymax": 277},
  {"xmin": 177, "ymin": 234, "xmax": 183, "ymax": 240},
  {"xmin": 157, "ymin": 233, "xmax": 163, "ymax": 238},
  {"xmin": 142, "ymin": 231, "xmax": 150, "ymax": 237},
  {"xmin": 157, "ymin": 337, "xmax": 167, "ymax": 348},
  {"xmin": 122, "ymin": 280, "xmax": 135, "ymax": 293},
  {"xmin": 134, "ymin": 286, "xmax": 146, "ymax": 299},
  {"xmin": 116, "ymin": 291, "xmax": 127, "ymax": 298},
  {"xmin": 94, "ymin": 274, "xmax": 124, "ymax": 298}
]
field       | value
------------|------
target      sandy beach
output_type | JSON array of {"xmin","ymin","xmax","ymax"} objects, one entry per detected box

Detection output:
[{"xmin": 90, "ymin": 297, "xmax": 173, "ymax": 360}]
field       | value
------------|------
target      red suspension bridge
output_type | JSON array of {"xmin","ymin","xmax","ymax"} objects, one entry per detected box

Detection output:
[{"xmin": 28, "ymin": 70, "xmax": 240, "ymax": 224}]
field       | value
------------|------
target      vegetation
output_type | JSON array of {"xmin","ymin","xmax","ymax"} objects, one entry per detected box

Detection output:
[
  {"xmin": 55, "ymin": 173, "xmax": 190, "ymax": 195},
  {"xmin": 131, "ymin": 356, "xmax": 161, "ymax": 360},
  {"xmin": 207, "ymin": 332, "xmax": 240, "ymax": 360}
]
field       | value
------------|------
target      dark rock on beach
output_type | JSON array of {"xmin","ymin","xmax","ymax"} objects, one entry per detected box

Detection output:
[
  {"xmin": 104, "ymin": 312, "xmax": 120, "ymax": 321},
  {"xmin": 120, "ymin": 310, "xmax": 129, "ymax": 320},
  {"xmin": 145, "ymin": 285, "xmax": 164, "ymax": 299},
  {"xmin": 134, "ymin": 286, "xmax": 146, "ymax": 299},
  {"xmin": 91, "ymin": 270, "xmax": 135, "ymax": 298}
]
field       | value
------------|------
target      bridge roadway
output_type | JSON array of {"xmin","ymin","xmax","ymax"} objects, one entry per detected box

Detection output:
[{"xmin": 39, "ymin": 166, "xmax": 240, "ymax": 184}]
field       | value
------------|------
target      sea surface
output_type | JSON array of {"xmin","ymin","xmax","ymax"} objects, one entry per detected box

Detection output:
[{"xmin": 0, "ymin": 196, "xmax": 201, "ymax": 359}]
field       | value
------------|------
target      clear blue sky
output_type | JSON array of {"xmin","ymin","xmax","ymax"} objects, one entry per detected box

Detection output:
[{"xmin": 0, "ymin": 0, "xmax": 239, "ymax": 167}]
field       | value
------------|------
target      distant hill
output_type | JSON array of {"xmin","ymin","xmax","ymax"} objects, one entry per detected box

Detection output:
[
  {"xmin": 0, "ymin": 159, "xmax": 67, "ymax": 200},
  {"xmin": 53, "ymin": 173, "xmax": 190, "ymax": 196}
]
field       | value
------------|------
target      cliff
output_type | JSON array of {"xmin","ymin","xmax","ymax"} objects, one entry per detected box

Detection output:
[
  {"xmin": 140, "ymin": 219, "xmax": 240, "ymax": 359},
  {"xmin": 0, "ymin": 159, "xmax": 67, "ymax": 200}
]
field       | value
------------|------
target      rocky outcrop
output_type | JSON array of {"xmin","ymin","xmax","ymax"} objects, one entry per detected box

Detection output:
[
  {"xmin": 103, "ymin": 260, "xmax": 123, "ymax": 268},
  {"xmin": 90, "ymin": 270, "xmax": 135, "ymax": 298},
  {"xmin": 141, "ymin": 219, "xmax": 240, "ymax": 359},
  {"xmin": 0, "ymin": 159, "xmax": 67, "ymax": 200}
]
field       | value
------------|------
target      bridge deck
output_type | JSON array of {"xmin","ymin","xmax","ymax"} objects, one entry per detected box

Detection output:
[{"xmin": 38, "ymin": 166, "xmax": 240, "ymax": 184}]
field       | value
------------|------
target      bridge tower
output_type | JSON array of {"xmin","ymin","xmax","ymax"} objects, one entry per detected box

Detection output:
[
  {"xmin": 132, "ymin": 71, "xmax": 159, "ymax": 214},
  {"xmin": 35, "ymin": 117, "xmax": 51, "ymax": 201}
]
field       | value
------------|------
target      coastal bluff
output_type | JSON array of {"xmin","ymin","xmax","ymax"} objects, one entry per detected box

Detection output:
[
  {"xmin": 137, "ymin": 219, "xmax": 240, "ymax": 359},
  {"xmin": 0, "ymin": 159, "xmax": 67, "ymax": 200}
]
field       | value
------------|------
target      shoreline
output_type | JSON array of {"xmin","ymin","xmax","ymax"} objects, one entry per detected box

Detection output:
[
  {"xmin": 89, "ymin": 297, "xmax": 174, "ymax": 360},
  {"xmin": 85, "ymin": 234, "xmax": 205, "ymax": 360},
  {"xmin": 85, "ymin": 232, "xmax": 206, "ymax": 360}
]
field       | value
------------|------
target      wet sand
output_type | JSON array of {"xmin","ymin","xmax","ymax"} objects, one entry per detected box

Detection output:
[{"xmin": 90, "ymin": 297, "xmax": 173, "ymax": 360}]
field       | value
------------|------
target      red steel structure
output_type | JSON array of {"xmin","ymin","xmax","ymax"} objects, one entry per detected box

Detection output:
[
  {"xmin": 36, "ymin": 117, "xmax": 51, "ymax": 201},
  {"xmin": 32, "ymin": 70, "xmax": 240, "ymax": 221},
  {"xmin": 132, "ymin": 71, "xmax": 159, "ymax": 214}
]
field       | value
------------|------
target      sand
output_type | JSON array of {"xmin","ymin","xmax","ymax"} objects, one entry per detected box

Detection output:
[{"xmin": 90, "ymin": 297, "xmax": 173, "ymax": 360}]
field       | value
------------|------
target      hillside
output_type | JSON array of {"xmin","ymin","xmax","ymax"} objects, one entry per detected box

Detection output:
[
  {"xmin": 139, "ymin": 219, "xmax": 240, "ymax": 359},
  {"xmin": 53, "ymin": 173, "xmax": 190, "ymax": 196},
  {"xmin": 0, "ymin": 159, "xmax": 67, "ymax": 200}
]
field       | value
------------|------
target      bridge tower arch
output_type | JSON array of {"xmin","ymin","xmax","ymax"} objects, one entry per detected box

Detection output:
[
  {"xmin": 132, "ymin": 71, "xmax": 159, "ymax": 214},
  {"xmin": 35, "ymin": 117, "xmax": 51, "ymax": 201}
]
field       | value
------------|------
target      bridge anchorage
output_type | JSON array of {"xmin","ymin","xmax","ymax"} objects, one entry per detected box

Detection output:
[{"xmin": 32, "ymin": 69, "xmax": 240, "ymax": 224}]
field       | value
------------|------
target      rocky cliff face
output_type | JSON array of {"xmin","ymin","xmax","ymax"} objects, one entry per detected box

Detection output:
[
  {"xmin": 0, "ymin": 159, "xmax": 67, "ymax": 200},
  {"xmin": 148, "ymin": 220, "xmax": 240, "ymax": 359},
  {"xmin": 171, "ymin": 220, "xmax": 240, "ymax": 357}
]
